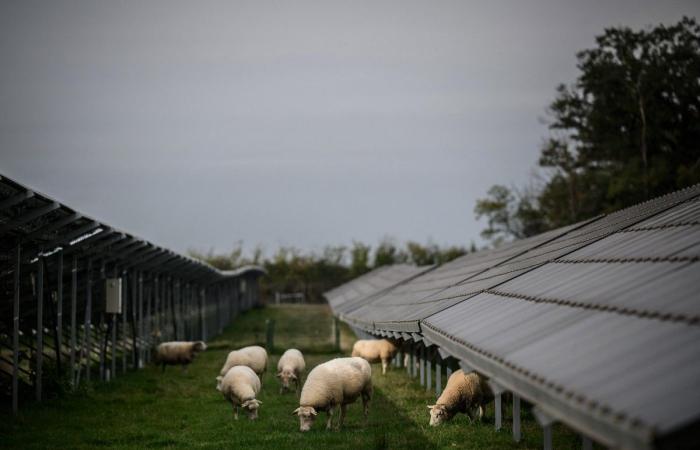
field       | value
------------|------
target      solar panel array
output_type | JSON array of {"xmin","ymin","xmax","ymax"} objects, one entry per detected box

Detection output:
[
  {"xmin": 0, "ymin": 174, "xmax": 265, "ymax": 412},
  {"xmin": 327, "ymin": 185, "xmax": 700, "ymax": 449}
]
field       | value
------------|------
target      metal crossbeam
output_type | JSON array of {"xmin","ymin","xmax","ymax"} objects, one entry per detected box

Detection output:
[
  {"xmin": 38, "ymin": 221, "xmax": 100, "ymax": 250},
  {"xmin": 24, "ymin": 212, "xmax": 81, "ymax": 241},
  {"xmin": 0, "ymin": 202, "xmax": 60, "ymax": 235},
  {"xmin": 80, "ymin": 233, "xmax": 126, "ymax": 255},
  {"xmin": 107, "ymin": 237, "xmax": 137, "ymax": 254},
  {"xmin": 0, "ymin": 190, "xmax": 34, "ymax": 210},
  {"xmin": 126, "ymin": 247, "xmax": 164, "ymax": 268}
]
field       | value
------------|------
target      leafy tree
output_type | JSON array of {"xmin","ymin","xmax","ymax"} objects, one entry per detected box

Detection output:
[
  {"xmin": 349, "ymin": 241, "xmax": 371, "ymax": 277},
  {"xmin": 373, "ymin": 237, "xmax": 407, "ymax": 267},
  {"xmin": 474, "ymin": 185, "xmax": 547, "ymax": 243},
  {"xmin": 190, "ymin": 239, "xmax": 468, "ymax": 303},
  {"xmin": 477, "ymin": 17, "xmax": 700, "ymax": 243}
]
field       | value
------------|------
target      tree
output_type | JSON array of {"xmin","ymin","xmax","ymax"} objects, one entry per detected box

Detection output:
[
  {"xmin": 373, "ymin": 237, "xmax": 407, "ymax": 267},
  {"xmin": 349, "ymin": 241, "xmax": 371, "ymax": 277},
  {"xmin": 476, "ymin": 17, "xmax": 700, "ymax": 244},
  {"xmin": 547, "ymin": 17, "xmax": 700, "ymax": 211},
  {"xmin": 474, "ymin": 185, "xmax": 547, "ymax": 244}
]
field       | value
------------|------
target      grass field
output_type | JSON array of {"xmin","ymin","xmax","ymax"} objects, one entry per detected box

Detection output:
[{"xmin": 1, "ymin": 304, "xmax": 584, "ymax": 449}]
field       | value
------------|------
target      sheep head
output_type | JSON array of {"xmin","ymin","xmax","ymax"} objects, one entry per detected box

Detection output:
[
  {"xmin": 241, "ymin": 399, "xmax": 262, "ymax": 420},
  {"xmin": 277, "ymin": 369, "xmax": 298, "ymax": 391},
  {"xmin": 428, "ymin": 404, "xmax": 449, "ymax": 426},
  {"xmin": 292, "ymin": 406, "xmax": 317, "ymax": 431}
]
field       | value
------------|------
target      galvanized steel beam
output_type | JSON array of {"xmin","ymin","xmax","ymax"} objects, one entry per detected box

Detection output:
[
  {"xmin": 0, "ymin": 189, "xmax": 34, "ymax": 210},
  {"xmin": 0, "ymin": 202, "xmax": 60, "ymax": 235},
  {"xmin": 12, "ymin": 243, "xmax": 21, "ymax": 414}
]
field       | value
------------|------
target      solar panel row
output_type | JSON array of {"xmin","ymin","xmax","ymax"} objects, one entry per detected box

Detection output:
[{"xmin": 326, "ymin": 184, "xmax": 700, "ymax": 449}]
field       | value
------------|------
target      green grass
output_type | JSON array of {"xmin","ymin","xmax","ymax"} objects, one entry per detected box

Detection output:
[{"xmin": 1, "ymin": 304, "xmax": 583, "ymax": 449}]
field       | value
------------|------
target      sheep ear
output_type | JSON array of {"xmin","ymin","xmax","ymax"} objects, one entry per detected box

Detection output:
[
  {"xmin": 290, "ymin": 373, "xmax": 297, "ymax": 380},
  {"xmin": 309, "ymin": 408, "xmax": 318, "ymax": 416},
  {"xmin": 291, "ymin": 408, "xmax": 300, "ymax": 415},
  {"xmin": 276, "ymin": 372, "xmax": 282, "ymax": 378},
  {"xmin": 427, "ymin": 405, "xmax": 435, "ymax": 409}
]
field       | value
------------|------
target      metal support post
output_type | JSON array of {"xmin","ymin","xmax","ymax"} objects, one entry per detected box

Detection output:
[
  {"xmin": 56, "ymin": 252, "xmax": 63, "ymax": 373},
  {"xmin": 70, "ymin": 256, "xmax": 77, "ymax": 385},
  {"xmin": 533, "ymin": 407, "xmax": 554, "ymax": 450},
  {"xmin": 582, "ymin": 436, "xmax": 592, "ymax": 450},
  {"xmin": 12, "ymin": 243, "xmax": 21, "ymax": 414},
  {"xmin": 419, "ymin": 345, "xmax": 425, "ymax": 386},
  {"xmin": 513, "ymin": 394, "xmax": 521, "ymax": 442},
  {"xmin": 138, "ymin": 271, "xmax": 143, "ymax": 368},
  {"xmin": 36, "ymin": 257, "xmax": 44, "ymax": 401},
  {"xmin": 85, "ymin": 259, "xmax": 93, "ymax": 382},
  {"xmin": 435, "ymin": 358, "xmax": 442, "ymax": 397},
  {"xmin": 426, "ymin": 349, "xmax": 432, "ymax": 392},
  {"xmin": 121, "ymin": 270, "xmax": 128, "ymax": 374}
]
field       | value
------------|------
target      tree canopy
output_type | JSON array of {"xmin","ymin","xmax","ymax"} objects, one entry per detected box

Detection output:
[
  {"xmin": 189, "ymin": 239, "xmax": 468, "ymax": 303},
  {"xmin": 476, "ymin": 17, "xmax": 700, "ymax": 243}
]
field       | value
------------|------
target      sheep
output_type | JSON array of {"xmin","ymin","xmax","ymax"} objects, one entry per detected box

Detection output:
[
  {"xmin": 219, "ymin": 345, "xmax": 268, "ymax": 381},
  {"xmin": 153, "ymin": 341, "xmax": 207, "ymax": 373},
  {"xmin": 277, "ymin": 348, "xmax": 306, "ymax": 394},
  {"xmin": 351, "ymin": 339, "xmax": 398, "ymax": 375},
  {"xmin": 427, "ymin": 370, "xmax": 493, "ymax": 426},
  {"xmin": 216, "ymin": 365, "xmax": 262, "ymax": 420},
  {"xmin": 292, "ymin": 357, "xmax": 372, "ymax": 432}
]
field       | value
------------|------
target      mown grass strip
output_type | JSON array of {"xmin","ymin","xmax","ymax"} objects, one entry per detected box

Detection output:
[{"xmin": 1, "ymin": 305, "xmax": 583, "ymax": 449}]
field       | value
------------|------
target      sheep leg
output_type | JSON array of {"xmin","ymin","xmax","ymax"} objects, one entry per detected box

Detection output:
[
  {"xmin": 325, "ymin": 407, "xmax": 334, "ymax": 430},
  {"xmin": 362, "ymin": 388, "xmax": 372, "ymax": 421},
  {"xmin": 233, "ymin": 405, "xmax": 239, "ymax": 421},
  {"xmin": 466, "ymin": 405, "xmax": 483, "ymax": 423},
  {"xmin": 181, "ymin": 364, "xmax": 188, "ymax": 374},
  {"xmin": 381, "ymin": 358, "xmax": 388, "ymax": 375},
  {"xmin": 466, "ymin": 406, "xmax": 475, "ymax": 423},
  {"xmin": 338, "ymin": 404, "xmax": 347, "ymax": 430}
]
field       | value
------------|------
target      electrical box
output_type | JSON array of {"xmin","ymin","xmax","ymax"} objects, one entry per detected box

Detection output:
[{"xmin": 105, "ymin": 278, "xmax": 122, "ymax": 314}]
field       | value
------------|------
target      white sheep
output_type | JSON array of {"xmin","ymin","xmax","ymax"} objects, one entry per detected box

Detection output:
[
  {"xmin": 277, "ymin": 348, "xmax": 306, "ymax": 394},
  {"xmin": 220, "ymin": 345, "xmax": 268, "ymax": 381},
  {"xmin": 428, "ymin": 369, "xmax": 493, "ymax": 426},
  {"xmin": 351, "ymin": 339, "xmax": 398, "ymax": 375},
  {"xmin": 153, "ymin": 341, "xmax": 207, "ymax": 372},
  {"xmin": 216, "ymin": 365, "xmax": 262, "ymax": 420},
  {"xmin": 292, "ymin": 357, "xmax": 372, "ymax": 432}
]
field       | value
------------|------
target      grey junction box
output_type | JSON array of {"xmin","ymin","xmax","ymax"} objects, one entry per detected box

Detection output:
[{"xmin": 105, "ymin": 278, "xmax": 122, "ymax": 314}]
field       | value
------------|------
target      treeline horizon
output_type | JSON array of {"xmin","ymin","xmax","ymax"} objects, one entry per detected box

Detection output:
[{"xmin": 188, "ymin": 238, "xmax": 473, "ymax": 303}]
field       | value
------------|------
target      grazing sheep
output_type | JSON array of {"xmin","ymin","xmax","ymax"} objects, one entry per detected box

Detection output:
[
  {"xmin": 216, "ymin": 365, "xmax": 262, "ymax": 420},
  {"xmin": 277, "ymin": 349, "xmax": 306, "ymax": 394},
  {"xmin": 428, "ymin": 370, "xmax": 493, "ymax": 426},
  {"xmin": 220, "ymin": 345, "xmax": 268, "ymax": 380},
  {"xmin": 154, "ymin": 341, "xmax": 207, "ymax": 372},
  {"xmin": 292, "ymin": 357, "xmax": 372, "ymax": 432},
  {"xmin": 351, "ymin": 339, "xmax": 398, "ymax": 375}
]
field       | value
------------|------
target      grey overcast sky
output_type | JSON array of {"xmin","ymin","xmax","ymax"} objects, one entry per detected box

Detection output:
[{"xmin": 1, "ymin": 1, "xmax": 698, "ymax": 256}]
